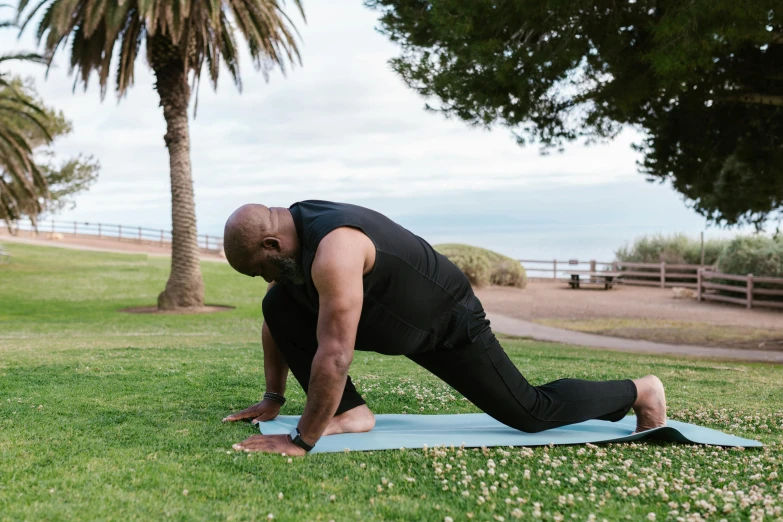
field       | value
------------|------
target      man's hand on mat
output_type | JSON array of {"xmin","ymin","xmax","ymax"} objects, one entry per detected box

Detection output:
[
  {"xmin": 232, "ymin": 434, "xmax": 307, "ymax": 456},
  {"xmin": 222, "ymin": 400, "xmax": 281, "ymax": 424}
]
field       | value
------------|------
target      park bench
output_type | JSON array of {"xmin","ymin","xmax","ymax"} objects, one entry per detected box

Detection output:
[{"xmin": 567, "ymin": 271, "xmax": 621, "ymax": 290}]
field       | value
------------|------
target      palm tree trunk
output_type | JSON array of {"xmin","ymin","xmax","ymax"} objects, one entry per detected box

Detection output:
[{"xmin": 149, "ymin": 35, "xmax": 204, "ymax": 309}]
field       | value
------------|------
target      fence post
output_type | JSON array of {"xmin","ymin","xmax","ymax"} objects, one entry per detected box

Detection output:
[
  {"xmin": 747, "ymin": 274, "xmax": 754, "ymax": 309},
  {"xmin": 206, "ymin": 235, "xmax": 210, "ymax": 251},
  {"xmin": 697, "ymin": 269, "xmax": 702, "ymax": 301},
  {"xmin": 160, "ymin": 230, "xmax": 164, "ymax": 245},
  {"xmin": 51, "ymin": 220, "xmax": 55, "ymax": 234},
  {"xmin": 553, "ymin": 259, "xmax": 557, "ymax": 281},
  {"xmin": 74, "ymin": 221, "xmax": 77, "ymax": 236},
  {"xmin": 138, "ymin": 227, "xmax": 142, "ymax": 243},
  {"xmin": 98, "ymin": 223, "xmax": 101, "ymax": 239},
  {"xmin": 118, "ymin": 224, "xmax": 122, "ymax": 240},
  {"xmin": 660, "ymin": 262, "xmax": 666, "ymax": 288}
]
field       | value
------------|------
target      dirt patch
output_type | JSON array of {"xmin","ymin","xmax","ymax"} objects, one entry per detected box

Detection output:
[
  {"xmin": 475, "ymin": 282, "xmax": 783, "ymax": 328},
  {"xmin": 535, "ymin": 318, "xmax": 783, "ymax": 351},
  {"xmin": 120, "ymin": 305, "xmax": 235, "ymax": 315},
  {"xmin": 475, "ymin": 281, "xmax": 783, "ymax": 350}
]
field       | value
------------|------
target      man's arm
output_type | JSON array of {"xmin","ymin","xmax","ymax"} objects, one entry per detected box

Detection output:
[
  {"xmin": 261, "ymin": 282, "xmax": 289, "ymax": 396},
  {"xmin": 295, "ymin": 228, "xmax": 366, "ymax": 445},
  {"xmin": 222, "ymin": 282, "xmax": 290, "ymax": 423}
]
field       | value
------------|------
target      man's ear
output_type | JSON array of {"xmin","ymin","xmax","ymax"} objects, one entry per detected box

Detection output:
[{"xmin": 261, "ymin": 237, "xmax": 281, "ymax": 252}]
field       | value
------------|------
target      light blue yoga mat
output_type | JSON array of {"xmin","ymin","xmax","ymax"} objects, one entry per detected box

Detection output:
[{"xmin": 258, "ymin": 414, "xmax": 762, "ymax": 454}]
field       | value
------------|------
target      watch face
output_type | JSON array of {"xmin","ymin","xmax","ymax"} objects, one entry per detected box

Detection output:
[{"xmin": 289, "ymin": 427, "xmax": 313, "ymax": 451}]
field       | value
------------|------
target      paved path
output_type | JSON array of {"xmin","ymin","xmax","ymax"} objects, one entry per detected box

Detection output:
[
  {"xmin": 487, "ymin": 312, "xmax": 783, "ymax": 364},
  {"xmin": 4, "ymin": 235, "xmax": 782, "ymax": 364}
]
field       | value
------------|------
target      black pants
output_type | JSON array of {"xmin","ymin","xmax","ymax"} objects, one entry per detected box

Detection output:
[{"xmin": 262, "ymin": 285, "xmax": 637, "ymax": 433}]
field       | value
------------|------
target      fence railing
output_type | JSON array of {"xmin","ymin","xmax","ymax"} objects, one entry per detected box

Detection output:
[
  {"xmin": 698, "ymin": 270, "xmax": 783, "ymax": 310},
  {"xmin": 518, "ymin": 259, "xmax": 711, "ymax": 288},
  {"xmin": 614, "ymin": 261, "xmax": 711, "ymax": 289},
  {"xmin": 518, "ymin": 259, "xmax": 617, "ymax": 281},
  {"xmin": 5, "ymin": 220, "xmax": 224, "ymax": 255}
]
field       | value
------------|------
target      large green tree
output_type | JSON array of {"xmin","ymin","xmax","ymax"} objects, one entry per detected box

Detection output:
[
  {"xmin": 17, "ymin": 0, "xmax": 303, "ymax": 309},
  {"xmin": 368, "ymin": 0, "xmax": 783, "ymax": 228}
]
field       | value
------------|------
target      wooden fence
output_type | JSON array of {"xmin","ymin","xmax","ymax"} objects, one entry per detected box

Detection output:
[
  {"xmin": 614, "ymin": 261, "xmax": 709, "ymax": 289},
  {"xmin": 518, "ymin": 259, "xmax": 710, "ymax": 288},
  {"xmin": 698, "ymin": 270, "xmax": 783, "ymax": 310},
  {"xmin": 6, "ymin": 220, "xmax": 224, "ymax": 255},
  {"xmin": 518, "ymin": 259, "xmax": 616, "ymax": 281}
]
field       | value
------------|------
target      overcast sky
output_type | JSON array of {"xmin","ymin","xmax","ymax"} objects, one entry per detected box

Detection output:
[{"xmin": 1, "ymin": 0, "xmax": 735, "ymax": 260}]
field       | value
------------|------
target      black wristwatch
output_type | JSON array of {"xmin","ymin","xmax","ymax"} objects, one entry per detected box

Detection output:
[{"xmin": 289, "ymin": 427, "xmax": 315, "ymax": 452}]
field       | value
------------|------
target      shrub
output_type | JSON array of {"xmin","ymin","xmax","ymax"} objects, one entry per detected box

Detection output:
[
  {"xmin": 615, "ymin": 233, "xmax": 728, "ymax": 265},
  {"xmin": 434, "ymin": 244, "xmax": 527, "ymax": 288},
  {"xmin": 717, "ymin": 235, "xmax": 783, "ymax": 277}
]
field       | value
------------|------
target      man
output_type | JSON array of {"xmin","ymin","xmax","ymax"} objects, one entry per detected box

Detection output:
[{"xmin": 222, "ymin": 200, "xmax": 666, "ymax": 456}]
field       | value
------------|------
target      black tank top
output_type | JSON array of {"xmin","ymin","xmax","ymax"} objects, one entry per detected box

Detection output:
[{"xmin": 287, "ymin": 200, "xmax": 476, "ymax": 355}]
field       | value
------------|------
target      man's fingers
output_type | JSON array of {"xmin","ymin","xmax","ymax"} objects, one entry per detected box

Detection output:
[
  {"xmin": 222, "ymin": 406, "xmax": 261, "ymax": 423},
  {"xmin": 222, "ymin": 411, "xmax": 250, "ymax": 422}
]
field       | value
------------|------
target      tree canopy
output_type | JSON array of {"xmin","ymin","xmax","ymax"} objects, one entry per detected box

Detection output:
[
  {"xmin": 367, "ymin": 0, "xmax": 783, "ymax": 228},
  {"xmin": 0, "ymin": 74, "xmax": 99, "ymax": 228}
]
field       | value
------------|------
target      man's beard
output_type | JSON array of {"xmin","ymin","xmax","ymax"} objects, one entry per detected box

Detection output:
[{"xmin": 269, "ymin": 253, "xmax": 305, "ymax": 285}]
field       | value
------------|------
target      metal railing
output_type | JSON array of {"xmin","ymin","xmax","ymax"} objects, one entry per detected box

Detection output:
[{"xmin": 6, "ymin": 220, "xmax": 224, "ymax": 254}]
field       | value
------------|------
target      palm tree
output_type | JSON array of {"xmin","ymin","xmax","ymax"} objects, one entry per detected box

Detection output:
[
  {"xmin": 0, "ymin": 50, "xmax": 52, "ymax": 230},
  {"xmin": 17, "ymin": 0, "xmax": 303, "ymax": 309}
]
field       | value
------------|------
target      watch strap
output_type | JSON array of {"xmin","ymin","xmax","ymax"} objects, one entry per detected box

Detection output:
[{"xmin": 289, "ymin": 427, "xmax": 315, "ymax": 452}]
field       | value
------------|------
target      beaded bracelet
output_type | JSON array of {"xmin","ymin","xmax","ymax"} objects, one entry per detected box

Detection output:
[{"xmin": 263, "ymin": 391, "xmax": 286, "ymax": 406}]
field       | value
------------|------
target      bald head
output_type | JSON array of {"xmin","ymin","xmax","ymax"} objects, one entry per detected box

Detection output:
[
  {"xmin": 223, "ymin": 204, "xmax": 303, "ymax": 283},
  {"xmin": 224, "ymin": 204, "xmax": 276, "ymax": 258}
]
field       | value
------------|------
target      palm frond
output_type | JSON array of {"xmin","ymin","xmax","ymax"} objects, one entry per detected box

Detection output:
[
  {"xmin": 18, "ymin": 0, "xmax": 304, "ymax": 100},
  {"xmin": 0, "ymin": 52, "xmax": 48, "ymax": 65}
]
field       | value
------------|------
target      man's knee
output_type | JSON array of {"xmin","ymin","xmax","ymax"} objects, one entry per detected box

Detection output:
[
  {"xmin": 491, "ymin": 407, "xmax": 552, "ymax": 434},
  {"xmin": 513, "ymin": 418, "xmax": 550, "ymax": 434}
]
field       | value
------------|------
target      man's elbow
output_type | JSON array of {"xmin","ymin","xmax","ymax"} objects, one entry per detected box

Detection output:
[{"xmin": 317, "ymin": 346, "xmax": 354, "ymax": 374}]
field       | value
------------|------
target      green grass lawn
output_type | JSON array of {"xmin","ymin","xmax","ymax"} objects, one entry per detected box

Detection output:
[{"xmin": 1, "ymin": 243, "xmax": 781, "ymax": 522}]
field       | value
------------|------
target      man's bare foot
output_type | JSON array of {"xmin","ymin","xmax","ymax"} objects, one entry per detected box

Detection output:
[
  {"xmin": 631, "ymin": 375, "xmax": 667, "ymax": 433},
  {"xmin": 323, "ymin": 404, "xmax": 376, "ymax": 436}
]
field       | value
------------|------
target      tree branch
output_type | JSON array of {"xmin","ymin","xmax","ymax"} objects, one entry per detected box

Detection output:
[{"xmin": 715, "ymin": 93, "xmax": 783, "ymax": 107}]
